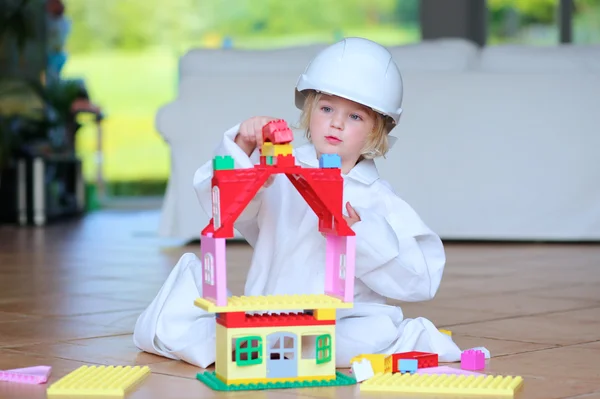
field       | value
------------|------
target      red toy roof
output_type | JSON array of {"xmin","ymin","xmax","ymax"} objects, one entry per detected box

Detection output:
[{"xmin": 202, "ymin": 154, "xmax": 354, "ymax": 238}]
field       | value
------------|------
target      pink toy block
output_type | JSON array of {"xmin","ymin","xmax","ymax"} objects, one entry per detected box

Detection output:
[
  {"xmin": 461, "ymin": 349, "xmax": 485, "ymax": 370},
  {"xmin": 0, "ymin": 365, "xmax": 52, "ymax": 384},
  {"xmin": 416, "ymin": 365, "xmax": 485, "ymax": 376},
  {"xmin": 325, "ymin": 235, "xmax": 355, "ymax": 302},
  {"xmin": 200, "ymin": 233, "xmax": 228, "ymax": 306}
]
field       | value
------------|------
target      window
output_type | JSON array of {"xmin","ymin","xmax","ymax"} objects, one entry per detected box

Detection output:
[
  {"xmin": 203, "ymin": 253, "xmax": 214, "ymax": 285},
  {"xmin": 487, "ymin": 0, "xmax": 558, "ymax": 45},
  {"xmin": 339, "ymin": 254, "xmax": 346, "ymax": 279},
  {"xmin": 316, "ymin": 334, "xmax": 332, "ymax": 364},
  {"xmin": 212, "ymin": 186, "xmax": 221, "ymax": 228},
  {"xmin": 573, "ymin": 0, "xmax": 600, "ymax": 44},
  {"xmin": 233, "ymin": 336, "xmax": 263, "ymax": 366}
]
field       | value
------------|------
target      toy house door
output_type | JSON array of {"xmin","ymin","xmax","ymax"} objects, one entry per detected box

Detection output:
[{"xmin": 266, "ymin": 332, "xmax": 297, "ymax": 378}]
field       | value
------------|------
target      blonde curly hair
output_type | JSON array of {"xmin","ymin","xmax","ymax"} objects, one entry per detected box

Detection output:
[{"xmin": 297, "ymin": 90, "xmax": 390, "ymax": 159}]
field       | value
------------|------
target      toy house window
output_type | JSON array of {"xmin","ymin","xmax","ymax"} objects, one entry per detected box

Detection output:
[
  {"xmin": 316, "ymin": 334, "xmax": 332, "ymax": 364},
  {"xmin": 233, "ymin": 336, "xmax": 262, "ymax": 366},
  {"xmin": 339, "ymin": 254, "xmax": 346, "ymax": 279},
  {"xmin": 203, "ymin": 253, "xmax": 214, "ymax": 285},
  {"xmin": 212, "ymin": 186, "xmax": 221, "ymax": 228}
]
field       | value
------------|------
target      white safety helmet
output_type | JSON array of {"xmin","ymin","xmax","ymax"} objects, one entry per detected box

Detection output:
[{"xmin": 295, "ymin": 37, "xmax": 403, "ymax": 132}]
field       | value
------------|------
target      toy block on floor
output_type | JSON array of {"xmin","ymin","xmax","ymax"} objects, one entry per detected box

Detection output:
[
  {"xmin": 351, "ymin": 354, "xmax": 387, "ymax": 374},
  {"xmin": 360, "ymin": 373, "xmax": 524, "ymax": 396},
  {"xmin": 398, "ymin": 359, "xmax": 418, "ymax": 374},
  {"xmin": 0, "ymin": 365, "xmax": 52, "ymax": 384},
  {"xmin": 390, "ymin": 351, "xmax": 438, "ymax": 370},
  {"xmin": 319, "ymin": 153, "xmax": 341, "ymax": 169},
  {"xmin": 47, "ymin": 365, "xmax": 150, "ymax": 397},
  {"xmin": 439, "ymin": 328, "xmax": 452, "ymax": 336},
  {"xmin": 351, "ymin": 358, "xmax": 374, "ymax": 382},
  {"xmin": 461, "ymin": 349, "xmax": 485, "ymax": 370},
  {"xmin": 213, "ymin": 155, "xmax": 234, "ymax": 170}
]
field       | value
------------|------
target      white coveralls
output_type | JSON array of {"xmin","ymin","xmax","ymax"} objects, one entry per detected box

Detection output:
[{"xmin": 133, "ymin": 124, "xmax": 463, "ymax": 368}]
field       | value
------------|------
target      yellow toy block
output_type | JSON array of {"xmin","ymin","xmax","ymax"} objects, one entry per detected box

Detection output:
[
  {"xmin": 262, "ymin": 143, "xmax": 293, "ymax": 157},
  {"xmin": 313, "ymin": 308, "xmax": 336, "ymax": 320},
  {"xmin": 47, "ymin": 365, "xmax": 150, "ymax": 397},
  {"xmin": 439, "ymin": 328, "xmax": 452, "ymax": 336},
  {"xmin": 194, "ymin": 294, "xmax": 353, "ymax": 313},
  {"xmin": 350, "ymin": 354, "xmax": 387, "ymax": 373},
  {"xmin": 360, "ymin": 373, "xmax": 524, "ymax": 396}
]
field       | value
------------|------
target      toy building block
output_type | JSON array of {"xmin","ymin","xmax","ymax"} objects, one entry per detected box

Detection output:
[
  {"xmin": 47, "ymin": 365, "xmax": 150, "ymax": 397},
  {"xmin": 461, "ymin": 349, "xmax": 485, "ymax": 370},
  {"xmin": 213, "ymin": 155, "xmax": 235, "ymax": 170},
  {"xmin": 261, "ymin": 143, "xmax": 293, "ymax": 157},
  {"xmin": 360, "ymin": 373, "xmax": 524, "ymax": 396},
  {"xmin": 398, "ymin": 359, "xmax": 418, "ymax": 374},
  {"xmin": 351, "ymin": 354, "xmax": 387, "ymax": 374},
  {"xmin": 262, "ymin": 119, "xmax": 294, "ymax": 144},
  {"xmin": 325, "ymin": 235, "xmax": 355, "ymax": 302},
  {"xmin": 469, "ymin": 346, "xmax": 491, "ymax": 359},
  {"xmin": 319, "ymin": 153, "xmax": 341, "ymax": 169},
  {"xmin": 390, "ymin": 351, "xmax": 438, "ymax": 371},
  {"xmin": 351, "ymin": 358, "xmax": 374, "ymax": 382},
  {"xmin": 439, "ymin": 328, "xmax": 452, "ymax": 336},
  {"xmin": 0, "ymin": 365, "xmax": 52, "ymax": 384}
]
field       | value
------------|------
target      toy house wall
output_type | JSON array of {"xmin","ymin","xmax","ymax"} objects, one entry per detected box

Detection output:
[{"xmin": 216, "ymin": 323, "xmax": 336, "ymax": 383}]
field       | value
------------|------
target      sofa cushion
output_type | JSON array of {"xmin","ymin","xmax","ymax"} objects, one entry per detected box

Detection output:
[{"xmin": 478, "ymin": 44, "xmax": 600, "ymax": 73}]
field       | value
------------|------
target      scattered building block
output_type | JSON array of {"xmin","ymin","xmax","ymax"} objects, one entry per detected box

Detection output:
[
  {"xmin": 360, "ymin": 373, "xmax": 524, "ymax": 396},
  {"xmin": 47, "ymin": 365, "xmax": 150, "ymax": 397},
  {"xmin": 319, "ymin": 153, "xmax": 341, "ymax": 169},
  {"xmin": 390, "ymin": 351, "xmax": 438, "ymax": 370},
  {"xmin": 415, "ymin": 365, "xmax": 485, "ymax": 377},
  {"xmin": 439, "ymin": 329, "xmax": 452, "ymax": 336},
  {"xmin": 398, "ymin": 359, "xmax": 418, "ymax": 374},
  {"xmin": 350, "ymin": 354, "xmax": 387, "ymax": 374},
  {"xmin": 351, "ymin": 358, "xmax": 374, "ymax": 382},
  {"xmin": 461, "ymin": 349, "xmax": 486, "ymax": 370},
  {"xmin": 0, "ymin": 365, "xmax": 52, "ymax": 384},
  {"xmin": 469, "ymin": 346, "xmax": 491, "ymax": 359}
]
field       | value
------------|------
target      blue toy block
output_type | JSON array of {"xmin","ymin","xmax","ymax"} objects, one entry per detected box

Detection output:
[
  {"xmin": 398, "ymin": 359, "xmax": 418, "ymax": 374},
  {"xmin": 319, "ymin": 153, "xmax": 341, "ymax": 169}
]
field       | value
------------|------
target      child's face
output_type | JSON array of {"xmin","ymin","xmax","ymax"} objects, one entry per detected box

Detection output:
[{"xmin": 309, "ymin": 94, "xmax": 375, "ymax": 173}]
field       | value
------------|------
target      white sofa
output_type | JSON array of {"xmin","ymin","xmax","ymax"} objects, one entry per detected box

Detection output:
[{"xmin": 155, "ymin": 38, "xmax": 600, "ymax": 243}]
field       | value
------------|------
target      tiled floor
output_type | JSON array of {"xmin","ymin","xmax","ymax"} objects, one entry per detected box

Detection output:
[{"xmin": 0, "ymin": 209, "xmax": 599, "ymax": 398}]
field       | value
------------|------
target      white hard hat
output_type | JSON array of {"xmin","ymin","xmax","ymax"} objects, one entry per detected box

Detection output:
[{"xmin": 295, "ymin": 37, "xmax": 403, "ymax": 131}]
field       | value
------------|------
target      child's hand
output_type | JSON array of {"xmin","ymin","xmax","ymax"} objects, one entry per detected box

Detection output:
[
  {"xmin": 321, "ymin": 202, "xmax": 361, "ymax": 238},
  {"xmin": 235, "ymin": 116, "xmax": 278, "ymax": 157},
  {"xmin": 344, "ymin": 202, "xmax": 361, "ymax": 227}
]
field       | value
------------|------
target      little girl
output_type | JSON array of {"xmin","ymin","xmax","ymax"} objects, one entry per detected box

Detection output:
[{"xmin": 133, "ymin": 37, "xmax": 462, "ymax": 368}]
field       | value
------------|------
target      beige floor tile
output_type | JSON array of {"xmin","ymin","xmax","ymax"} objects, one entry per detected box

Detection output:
[
  {"xmin": 394, "ymin": 300, "xmax": 508, "ymax": 326},
  {"xmin": 7, "ymin": 335, "xmax": 168, "ymax": 366},
  {"xmin": 0, "ymin": 317, "xmax": 129, "ymax": 347},
  {"xmin": 425, "ymin": 292, "xmax": 595, "ymax": 318},
  {"xmin": 450, "ymin": 334, "xmax": 558, "ymax": 357},
  {"xmin": 450, "ymin": 307, "xmax": 600, "ymax": 345},
  {"xmin": 0, "ymin": 293, "xmax": 146, "ymax": 318},
  {"xmin": 481, "ymin": 345, "xmax": 600, "ymax": 381},
  {"xmin": 57, "ymin": 309, "xmax": 143, "ymax": 331}
]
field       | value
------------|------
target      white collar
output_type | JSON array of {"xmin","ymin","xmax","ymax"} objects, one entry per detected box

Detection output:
[{"xmin": 293, "ymin": 135, "xmax": 398, "ymax": 185}]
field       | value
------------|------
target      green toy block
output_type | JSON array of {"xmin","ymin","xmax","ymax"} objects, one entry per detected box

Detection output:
[
  {"xmin": 213, "ymin": 156, "xmax": 235, "ymax": 170},
  {"xmin": 196, "ymin": 370, "xmax": 356, "ymax": 391},
  {"xmin": 266, "ymin": 156, "xmax": 274, "ymax": 166}
]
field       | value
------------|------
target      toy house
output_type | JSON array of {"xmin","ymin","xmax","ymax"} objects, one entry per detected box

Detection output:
[{"xmin": 195, "ymin": 120, "xmax": 357, "ymax": 390}]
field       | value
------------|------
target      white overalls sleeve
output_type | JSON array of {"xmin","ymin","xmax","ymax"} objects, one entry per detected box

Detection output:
[
  {"xmin": 192, "ymin": 123, "xmax": 264, "ymax": 246},
  {"xmin": 350, "ymin": 183, "xmax": 446, "ymax": 302}
]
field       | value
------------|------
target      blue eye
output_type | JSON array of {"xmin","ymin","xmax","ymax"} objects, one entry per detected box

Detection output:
[
  {"xmin": 350, "ymin": 114, "xmax": 363, "ymax": 121},
  {"xmin": 321, "ymin": 106, "xmax": 332, "ymax": 112}
]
